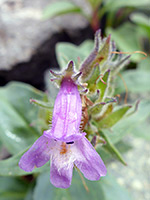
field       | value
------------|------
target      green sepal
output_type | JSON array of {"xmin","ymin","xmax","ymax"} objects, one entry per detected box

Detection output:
[
  {"xmin": 96, "ymin": 69, "xmax": 110, "ymax": 101},
  {"xmin": 97, "ymin": 103, "xmax": 114, "ymax": 121},
  {"xmin": 90, "ymin": 97, "xmax": 117, "ymax": 117},
  {"xmin": 86, "ymin": 65, "xmax": 100, "ymax": 93},
  {"xmin": 126, "ymin": 100, "xmax": 140, "ymax": 117},
  {"xmin": 93, "ymin": 35, "xmax": 111, "ymax": 67},
  {"xmin": 88, "ymin": 89, "xmax": 100, "ymax": 103},
  {"xmin": 89, "ymin": 102, "xmax": 106, "ymax": 115},
  {"xmin": 103, "ymin": 97, "xmax": 117, "ymax": 104},
  {"xmin": 80, "ymin": 33, "xmax": 111, "ymax": 82},
  {"xmin": 30, "ymin": 99, "xmax": 53, "ymax": 110},
  {"xmin": 80, "ymin": 30, "xmax": 100, "ymax": 81},
  {"xmin": 94, "ymin": 105, "xmax": 132, "ymax": 129}
]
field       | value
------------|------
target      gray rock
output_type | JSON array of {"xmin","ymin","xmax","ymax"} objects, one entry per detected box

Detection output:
[{"xmin": 0, "ymin": 0, "xmax": 88, "ymax": 70}]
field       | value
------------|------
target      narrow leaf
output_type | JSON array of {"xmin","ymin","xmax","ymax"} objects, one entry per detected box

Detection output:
[
  {"xmin": 43, "ymin": 1, "xmax": 82, "ymax": 19},
  {"xmin": 105, "ymin": 100, "xmax": 150, "ymax": 143},
  {"xmin": 0, "ymin": 82, "xmax": 46, "ymax": 154},
  {"xmin": 96, "ymin": 105, "xmax": 132, "ymax": 129},
  {"xmin": 30, "ymin": 99, "xmax": 53, "ymax": 109},
  {"xmin": 99, "ymin": 131, "xmax": 127, "ymax": 165},
  {"xmin": 0, "ymin": 176, "xmax": 27, "ymax": 200},
  {"xmin": 0, "ymin": 147, "xmax": 49, "ymax": 176},
  {"xmin": 96, "ymin": 140, "xmax": 132, "ymax": 163}
]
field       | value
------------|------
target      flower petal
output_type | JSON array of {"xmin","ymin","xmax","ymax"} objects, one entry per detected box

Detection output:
[
  {"xmin": 44, "ymin": 130, "xmax": 85, "ymax": 142},
  {"xmin": 19, "ymin": 135, "xmax": 51, "ymax": 172},
  {"xmin": 50, "ymin": 141, "xmax": 74, "ymax": 188},
  {"xmin": 74, "ymin": 137, "xmax": 107, "ymax": 180},
  {"xmin": 50, "ymin": 161, "xmax": 73, "ymax": 188},
  {"xmin": 46, "ymin": 78, "xmax": 82, "ymax": 141}
]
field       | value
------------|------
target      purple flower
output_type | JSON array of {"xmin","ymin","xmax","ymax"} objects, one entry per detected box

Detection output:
[
  {"xmin": 19, "ymin": 135, "xmax": 107, "ymax": 188},
  {"xmin": 44, "ymin": 77, "xmax": 85, "ymax": 142},
  {"xmin": 19, "ymin": 74, "xmax": 107, "ymax": 188}
]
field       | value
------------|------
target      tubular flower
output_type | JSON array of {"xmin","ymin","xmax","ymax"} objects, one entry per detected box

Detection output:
[
  {"xmin": 44, "ymin": 77, "xmax": 85, "ymax": 142},
  {"xmin": 19, "ymin": 63, "xmax": 107, "ymax": 188}
]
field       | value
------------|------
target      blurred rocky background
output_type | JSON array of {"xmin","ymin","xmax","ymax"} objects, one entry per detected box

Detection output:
[{"xmin": 0, "ymin": 0, "xmax": 91, "ymax": 89}]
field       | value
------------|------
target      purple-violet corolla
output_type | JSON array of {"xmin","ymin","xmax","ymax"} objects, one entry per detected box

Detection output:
[
  {"xmin": 44, "ymin": 76, "xmax": 85, "ymax": 142},
  {"xmin": 19, "ymin": 62, "xmax": 107, "ymax": 188}
]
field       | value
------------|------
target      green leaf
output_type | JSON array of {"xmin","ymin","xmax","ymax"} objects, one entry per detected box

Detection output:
[
  {"xmin": 99, "ymin": 131, "xmax": 127, "ymax": 165},
  {"xmin": 0, "ymin": 147, "xmax": 49, "ymax": 176},
  {"xmin": 0, "ymin": 82, "xmax": 46, "ymax": 154},
  {"xmin": 130, "ymin": 13, "xmax": 150, "ymax": 36},
  {"xmin": 0, "ymin": 177, "xmax": 27, "ymax": 200},
  {"xmin": 97, "ymin": 140, "xmax": 132, "ymax": 164},
  {"xmin": 115, "ymin": 70, "xmax": 150, "ymax": 94},
  {"xmin": 56, "ymin": 43, "xmax": 85, "ymax": 70},
  {"xmin": 0, "ymin": 139, "xmax": 2, "ymax": 150},
  {"xmin": 137, "ymin": 57, "xmax": 150, "ymax": 71},
  {"xmin": 24, "ymin": 184, "xmax": 34, "ymax": 200},
  {"xmin": 130, "ymin": 119, "xmax": 150, "ymax": 140},
  {"xmin": 104, "ymin": 0, "xmax": 150, "ymax": 10},
  {"xmin": 103, "ymin": 100, "xmax": 150, "ymax": 143},
  {"xmin": 87, "ymin": 0, "xmax": 102, "ymax": 9},
  {"xmin": 95, "ymin": 105, "xmax": 131, "ymax": 129},
  {"xmin": 56, "ymin": 41, "xmax": 94, "ymax": 70},
  {"xmin": 43, "ymin": 1, "xmax": 83, "ymax": 19},
  {"xmin": 130, "ymin": 13, "xmax": 150, "ymax": 27},
  {"xmin": 33, "ymin": 172, "xmax": 69, "ymax": 200},
  {"xmin": 79, "ymin": 40, "xmax": 94, "ymax": 56},
  {"xmin": 33, "ymin": 171, "xmax": 132, "ymax": 200}
]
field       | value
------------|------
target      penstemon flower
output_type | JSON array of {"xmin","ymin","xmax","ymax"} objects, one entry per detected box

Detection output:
[
  {"xmin": 44, "ymin": 76, "xmax": 85, "ymax": 142},
  {"xmin": 19, "ymin": 61, "xmax": 107, "ymax": 188}
]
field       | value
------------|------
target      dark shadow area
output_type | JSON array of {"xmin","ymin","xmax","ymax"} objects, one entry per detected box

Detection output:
[{"xmin": 0, "ymin": 26, "xmax": 94, "ymax": 90}]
